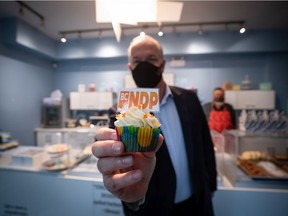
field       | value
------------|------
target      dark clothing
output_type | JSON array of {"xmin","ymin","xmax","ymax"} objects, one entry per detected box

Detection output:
[
  {"xmin": 109, "ymin": 86, "xmax": 217, "ymax": 216},
  {"xmin": 172, "ymin": 195, "xmax": 197, "ymax": 216}
]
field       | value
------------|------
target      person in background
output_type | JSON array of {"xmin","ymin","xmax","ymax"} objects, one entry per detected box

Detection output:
[
  {"xmin": 203, "ymin": 87, "xmax": 236, "ymax": 133},
  {"xmin": 92, "ymin": 35, "xmax": 217, "ymax": 216}
]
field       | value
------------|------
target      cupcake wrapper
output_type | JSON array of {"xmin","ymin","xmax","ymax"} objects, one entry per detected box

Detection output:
[{"xmin": 116, "ymin": 126, "xmax": 160, "ymax": 152}]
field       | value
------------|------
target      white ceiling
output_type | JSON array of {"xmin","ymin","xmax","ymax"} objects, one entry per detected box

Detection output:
[{"xmin": 1, "ymin": 1, "xmax": 288, "ymax": 41}]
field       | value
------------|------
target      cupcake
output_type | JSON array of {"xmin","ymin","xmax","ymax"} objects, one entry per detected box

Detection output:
[{"xmin": 114, "ymin": 106, "xmax": 161, "ymax": 152}]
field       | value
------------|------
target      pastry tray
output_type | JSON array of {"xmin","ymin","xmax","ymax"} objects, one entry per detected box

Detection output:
[{"xmin": 237, "ymin": 158, "xmax": 288, "ymax": 181}]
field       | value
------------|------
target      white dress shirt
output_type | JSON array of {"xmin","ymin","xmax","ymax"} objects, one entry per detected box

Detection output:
[{"xmin": 154, "ymin": 85, "xmax": 192, "ymax": 203}]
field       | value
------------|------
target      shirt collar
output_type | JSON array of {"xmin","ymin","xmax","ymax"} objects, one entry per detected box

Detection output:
[{"xmin": 160, "ymin": 85, "xmax": 173, "ymax": 106}]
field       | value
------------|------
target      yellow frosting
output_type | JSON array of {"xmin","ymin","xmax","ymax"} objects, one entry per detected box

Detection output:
[{"xmin": 114, "ymin": 106, "xmax": 161, "ymax": 128}]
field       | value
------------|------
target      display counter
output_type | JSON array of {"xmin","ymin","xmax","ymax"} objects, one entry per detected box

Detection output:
[
  {"xmin": 212, "ymin": 130, "xmax": 288, "ymax": 216},
  {"xmin": 221, "ymin": 130, "xmax": 288, "ymax": 186},
  {"xmin": 0, "ymin": 146, "xmax": 123, "ymax": 216},
  {"xmin": 1, "ymin": 143, "xmax": 288, "ymax": 216}
]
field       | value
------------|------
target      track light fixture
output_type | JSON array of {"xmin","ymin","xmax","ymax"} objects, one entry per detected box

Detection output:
[
  {"xmin": 59, "ymin": 20, "xmax": 245, "ymax": 42},
  {"xmin": 40, "ymin": 18, "xmax": 45, "ymax": 28},
  {"xmin": 158, "ymin": 27, "xmax": 164, "ymax": 37},
  {"xmin": 18, "ymin": 5, "xmax": 24, "ymax": 16},
  {"xmin": 17, "ymin": 1, "xmax": 45, "ymax": 27},
  {"xmin": 78, "ymin": 31, "xmax": 82, "ymax": 39},
  {"xmin": 198, "ymin": 25, "xmax": 203, "ymax": 35},
  {"xmin": 97, "ymin": 30, "xmax": 102, "ymax": 39}
]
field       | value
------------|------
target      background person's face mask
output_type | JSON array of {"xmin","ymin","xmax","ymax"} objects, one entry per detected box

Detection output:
[
  {"xmin": 213, "ymin": 93, "xmax": 225, "ymax": 109},
  {"xmin": 131, "ymin": 61, "xmax": 163, "ymax": 88}
]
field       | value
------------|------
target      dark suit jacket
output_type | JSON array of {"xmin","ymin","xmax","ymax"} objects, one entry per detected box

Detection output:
[{"xmin": 109, "ymin": 86, "xmax": 217, "ymax": 216}]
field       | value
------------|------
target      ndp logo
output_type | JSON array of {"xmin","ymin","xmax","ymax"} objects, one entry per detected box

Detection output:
[{"xmin": 117, "ymin": 88, "xmax": 159, "ymax": 112}]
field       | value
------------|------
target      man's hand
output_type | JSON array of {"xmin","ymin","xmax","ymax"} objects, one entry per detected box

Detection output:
[{"xmin": 92, "ymin": 128, "xmax": 164, "ymax": 203}]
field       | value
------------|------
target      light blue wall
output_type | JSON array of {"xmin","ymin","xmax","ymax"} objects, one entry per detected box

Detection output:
[
  {"xmin": 0, "ymin": 39, "xmax": 55, "ymax": 145},
  {"xmin": 55, "ymin": 52, "xmax": 288, "ymax": 113},
  {"xmin": 54, "ymin": 30, "xmax": 288, "ymax": 113},
  {"xmin": 1, "ymin": 17, "xmax": 56, "ymax": 58},
  {"xmin": 1, "ymin": 17, "xmax": 288, "ymax": 146},
  {"xmin": 0, "ymin": 53, "xmax": 55, "ymax": 145},
  {"xmin": 0, "ymin": 18, "xmax": 55, "ymax": 145}
]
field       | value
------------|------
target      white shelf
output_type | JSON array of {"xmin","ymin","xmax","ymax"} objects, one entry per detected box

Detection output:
[
  {"xmin": 225, "ymin": 90, "xmax": 275, "ymax": 110},
  {"xmin": 70, "ymin": 92, "xmax": 113, "ymax": 110}
]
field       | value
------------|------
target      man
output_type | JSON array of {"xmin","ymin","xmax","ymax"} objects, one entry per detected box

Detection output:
[
  {"xmin": 92, "ymin": 35, "xmax": 217, "ymax": 216},
  {"xmin": 203, "ymin": 87, "xmax": 236, "ymax": 133}
]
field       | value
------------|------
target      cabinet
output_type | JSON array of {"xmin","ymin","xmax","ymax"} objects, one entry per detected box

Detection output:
[
  {"xmin": 225, "ymin": 90, "xmax": 275, "ymax": 110},
  {"xmin": 70, "ymin": 92, "xmax": 113, "ymax": 110}
]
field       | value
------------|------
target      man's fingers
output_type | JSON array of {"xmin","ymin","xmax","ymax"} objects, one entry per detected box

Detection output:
[
  {"xmin": 103, "ymin": 170, "xmax": 143, "ymax": 192},
  {"xmin": 97, "ymin": 155, "xmax": 134, "ymax": 175},
  {"xmin": 92, "ymin": 140, "xmax": 124, "ymax": 158},
  {"xmin": 95, "ymin": 128, "xmax": 118, "ymax": 141}
]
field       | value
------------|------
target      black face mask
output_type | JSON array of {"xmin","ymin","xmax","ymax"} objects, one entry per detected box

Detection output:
[{"xmin": 131, "ymin": 61, "xmax": 163, "ymax": 88}]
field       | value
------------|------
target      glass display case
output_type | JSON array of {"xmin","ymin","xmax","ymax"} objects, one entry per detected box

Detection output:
[
  {"xmin": 35, "ymin": 127, "xmax": 96, "ymax": 146},
  {"xmin": 210, "ymin": 130, "xmax": 225, "ymax": 182},
  {"xmin": 222, "ymin": 130, "xmax": 288, "ymax": 188},
  {"xmin": 34, "ymin": 128, "xmax": 96, "ymax": 172}
]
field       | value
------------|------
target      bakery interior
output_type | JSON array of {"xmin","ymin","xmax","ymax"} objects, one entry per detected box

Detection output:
[{"xmin": 0, "ymin": 1, "xmax": 288, "ymax": 215}]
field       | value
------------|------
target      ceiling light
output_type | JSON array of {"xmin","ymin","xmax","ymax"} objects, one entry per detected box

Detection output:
[
  {"xmin": 158, "ymin": 30, "xmax": 164, "ymax": 37},
  {"xmin": 60, "ymin": 35, "xmax": 67, "ymax": 43},
  {"xmin": 95, "ymin": 0, "xmax": 183, "ymax": 41},
  {"xmin": 239, "ymin": 27, "xmax": 246, "ymax": 34},
  {"xmin": 96, "ymin": 0, "xmax": 183, "ymax": 24},
  {"xmin": 96, "ymin": 0, "xmax": 158, "ymax": 24},
  {"xmin": 158, "ymin": 26, "xmax": 164, "ymax": 37}
]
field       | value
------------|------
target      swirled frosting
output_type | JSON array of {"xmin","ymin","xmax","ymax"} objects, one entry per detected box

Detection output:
[{"xmin": 114, "ymin": 106, "xmax": 161, "ymax": 128}]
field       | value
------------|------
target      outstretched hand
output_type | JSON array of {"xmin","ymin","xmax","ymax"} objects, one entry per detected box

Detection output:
[{"xmin": 92, "ymin": 127, "xmax": 164, "ymax": 202}]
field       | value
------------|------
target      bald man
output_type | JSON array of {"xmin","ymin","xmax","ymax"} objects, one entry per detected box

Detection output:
[{"xmin": 92, "ymin": 35, "xmax": 217, "ymax": 216}]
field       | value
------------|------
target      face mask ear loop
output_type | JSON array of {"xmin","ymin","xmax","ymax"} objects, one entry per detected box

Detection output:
[{"xmin": 158, "ymin": 61, "xmax": 165, "ymax": 75}]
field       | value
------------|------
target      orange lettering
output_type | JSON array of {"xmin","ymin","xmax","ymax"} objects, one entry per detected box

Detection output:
[
  {"xmin": 129, "ymin": 91, "xmax": 139, "ymax": 108},
  {"xmin": 139, "ymin": 92, "xmax": 149, "ymax": 109},
  {"xmin": 118, "ymin": 91, "xmax": 129, "ymax": 109},
  {"xmin": 149, "ymin": 92, "xmax": 158, "ymax": 109}
]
